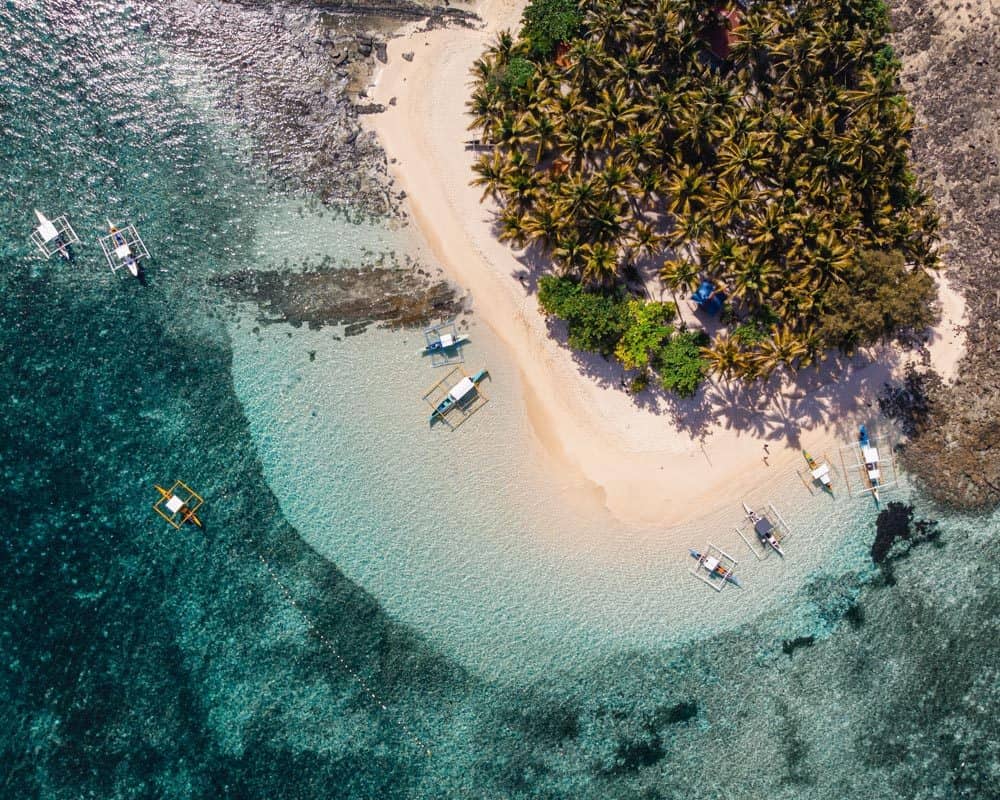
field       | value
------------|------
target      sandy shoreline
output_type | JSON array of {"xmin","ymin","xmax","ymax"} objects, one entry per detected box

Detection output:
[{"xmin": 364, "ymin": 0, "xmax": 966, "ymax": 525}]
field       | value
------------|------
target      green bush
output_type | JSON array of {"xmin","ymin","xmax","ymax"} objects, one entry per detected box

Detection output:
[
  {"xmin": 538, "ymin": 275, "xmax": 626, "ymax": 355},
  {"xmin": 614, "ymin": 299, "xmax": 677, "ymax": 370},
  {"xmin": 656, "ymin": 331, "xmax": 709, "ymax": 398},
  {"xmin": 732, "ymin": 321, "xmax": 768, "ymax": 346},
  {"xmin": 819, "ymin": 249, "xmax": 938, "ymax": 352},
  {"xmin": 872, "ymin": 44, "xmax": 901, "ymax": 79},
  {"xmin": 521, "ymin": 0, "xmax": 583, "ymax": 58}
]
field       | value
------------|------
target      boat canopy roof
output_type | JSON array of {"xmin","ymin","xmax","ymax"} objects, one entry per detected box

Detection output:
[
  {"xmin": 754, "ymin": 518, "xmax": 774, "ymax": 536},
  {"xmin": 165, "ymin": 495, "xmax": 185, "ymax": 513},
  {"xmin": 448, "ymin": 376, "xmax": 476, "ymax": 402},
  {"xmin": 862, "ymin": 445, "xmax": 879, "ymax": 463}
]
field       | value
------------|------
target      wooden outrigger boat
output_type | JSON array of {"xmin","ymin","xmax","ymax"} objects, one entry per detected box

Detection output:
[
  {"xmin": 742, "ymin": 501, "xmax": 785, "ymax": 557},
  {"xmin": 801, "ymin": 450, "xmax": 834, "ymax": 494},
  {"xmin": 99, "ymin": 219, "xmax": 149, "ymax": 278},
  {"xmin": 419, "ymin": 332, "xmax": 469, "ymax": 355},
  {"xmin": 30, "ymin": 209, "xmax": 79, "ymax": 260},
  {"xmin": 858, "ymin": 425, "xmax": 881, "ymax": 506},
  {"xmin": 429, "ymin": 369, "xmax": 488, "ymax": 424},
  {"xmin": 153, "ymin": 481, "xmax": 204, "ymax": 529},
  {"xmin": 689, "ymin": 548, "xmax": 742, "ymax": 588}
]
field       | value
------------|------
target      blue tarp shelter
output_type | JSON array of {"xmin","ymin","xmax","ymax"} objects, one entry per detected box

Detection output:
[{"xmin": 692, "ymin": 280, "xmax": 724, "ymax": 315}]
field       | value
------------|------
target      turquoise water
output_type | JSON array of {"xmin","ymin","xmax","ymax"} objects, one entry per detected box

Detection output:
[{"xmin": 2, "ymin": 3, "xmax": 997, "ymax": 798}]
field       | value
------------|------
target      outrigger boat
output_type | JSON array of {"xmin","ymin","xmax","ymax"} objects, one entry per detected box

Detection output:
[
  {"xmin": 99, "ymin": 219, "xmax": 149, "ymax": 278},
  {"xmin": 153, "ymin": 481, "xmax": 204, "ymax": 529},
  {"xmin": 742, "ymin": 501, "xmax": 785, "ymax": 557},
  {"xmin": 30, "ymin": 209, "xmax": 79, "ymax": 260},
  {"xmin": 430, "ymin": 369, "xmax": 488, "ymax": 423},
  {"xmin": 108, "ymin": 221, "xmax": 139, "ymax": 276},
  {"xmin": 802, "ymin": 450, "xmax": 834, "ymax": 494},
  {"xmin": 858, "ymin": 425, "xmax": 881, "ymax": 505},
  {"xmin": 419, "ymin": 332, "xmax": 469, "ymax": 355},
  {"xmin": 688, "ymin": 549, "xmax": 742, "ymax": 588}
]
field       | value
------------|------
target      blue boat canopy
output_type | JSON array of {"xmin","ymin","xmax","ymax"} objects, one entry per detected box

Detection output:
[{"xmin": 691, "ymin": 280, "xmax": 724, "ymax": 315}]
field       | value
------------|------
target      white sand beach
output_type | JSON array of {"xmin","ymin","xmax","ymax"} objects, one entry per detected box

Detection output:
[{"xmin": 364, "ymin": 0, "xmax": 966, "ymax": 526}]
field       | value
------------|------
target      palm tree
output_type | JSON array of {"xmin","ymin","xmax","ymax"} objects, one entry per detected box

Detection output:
[
  {"xmin": 591, "ymin": 85, "xmax": 640, "ymax": 149},
  {"xmin": 666, "ymin": 164, "xmax": 708, "ymax": 218},
  {"xmin": 701, "ymin": 333, "xmax": 748, "ymax": 380},
  {"xmin": 707, "ymin": 176, "xmax": 753, "ymax": 228},
  {"xmin": 581, "ymin": 240, "xmax": 619, "ymax": 287},
  {"xmin": 522, "ymin": 110, "xmax": 558, "ymax": 164},
  {"xmin": 470, "ymin": 150, "xmax": 508, "ymax": 201}
]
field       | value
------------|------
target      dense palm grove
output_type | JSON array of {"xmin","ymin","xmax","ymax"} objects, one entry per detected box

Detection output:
[{"xmin": 469, "ymin": 0, "xmax": 940, "ymax": 392}]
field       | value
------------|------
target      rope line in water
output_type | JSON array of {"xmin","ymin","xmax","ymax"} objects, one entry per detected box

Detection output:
[{"xmin": 230, "ymin": 544, "xmax": 431, "ymax": 756}]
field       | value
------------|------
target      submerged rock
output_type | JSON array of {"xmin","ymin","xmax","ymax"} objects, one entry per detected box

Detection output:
[{"xmin": 214, "ymin": 267, "xmax": 464, "ymax": 331}]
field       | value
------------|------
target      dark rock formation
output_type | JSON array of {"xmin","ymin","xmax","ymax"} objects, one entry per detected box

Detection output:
[
  {"xmin": 781, "ymin": 636, "xmax": 816, "ymax": 658},
  {"xmin": 889, "ymin": 1, "xmax": 1000, "ymax": 511},
  {"xmin": 871, "ymin": 501, "xmax": 942, "ymax": 585},
  {"xmin": 214, "ymin": 267, "xmax": 464, "ymax": 330},
  {"xmin": 139, "ymin": 1, "xmax": 476, "ymax": 216}
]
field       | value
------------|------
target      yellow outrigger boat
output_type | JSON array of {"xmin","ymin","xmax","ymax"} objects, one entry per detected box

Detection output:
[
  {"xmin": 153, "ymin": 481, "xmax": 204, "ymax": 529},
  {"xmin": 802, "ymin": 450, "xmax": 834, "ymax": 494}
]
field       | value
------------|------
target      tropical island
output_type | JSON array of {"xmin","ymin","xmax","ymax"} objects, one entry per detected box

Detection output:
[{"xmin": 468, "ymin": 0, "xmax": 941, "ymax": 397}]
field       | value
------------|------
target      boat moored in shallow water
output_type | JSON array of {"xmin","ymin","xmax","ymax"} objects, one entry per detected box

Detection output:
[
  {"xmin": 800, "ymin": 450, "xmax": 834, "ymax": 494},
  {"xmin": 430, "ymin": 368, "xmax": 488, "ymax": 422},
  {"xmin": 689, "ymin": 548, "xmax": 742, "ymax": 589},
  {"xmin": 742, "ymin": 501, "xmax": 786, "ymax": 557},
  {"xmin": 30, "ymin": 209, "xmax": 80, "ymax": 260},
  {"xmin": 858, "ymin": 425, "xmax": 881, "ymax": 505}
]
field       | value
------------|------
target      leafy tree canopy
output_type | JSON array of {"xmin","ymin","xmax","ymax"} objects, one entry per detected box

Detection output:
[
  {"xmin": 614, "ymin": 299, "xmax": 676, "ymax": 370},
  {"xmin": 521, "ymin": 0, "xmax": 584, "ymax": 58},
  {"xmin": 656, "ymin": 331, "xmax": 710, "ymax": 397}
]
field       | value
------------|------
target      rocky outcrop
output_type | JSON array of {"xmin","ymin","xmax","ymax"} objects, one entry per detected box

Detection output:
[
  {"xmin": 214, "ymin": 267, "xmax": 465, "ymax": 330},
  {"xmin": 141, "ymin": 1, "xmax": 475, "ymax": 216},
  {"xmin": 888, "ymin": 0, "xmax": 1000, "ymax": 510}
]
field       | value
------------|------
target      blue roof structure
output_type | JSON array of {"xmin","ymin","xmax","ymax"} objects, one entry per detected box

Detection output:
[{"xmin": 692, "ymin": 280, "xmax": 724, "ymax": 315}]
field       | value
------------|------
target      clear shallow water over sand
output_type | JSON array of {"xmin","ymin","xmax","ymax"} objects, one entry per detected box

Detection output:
[
  {"xmin": 2, "ymin": 3, "xmax": 997, "ymax": 798},
  {"xmin": 229, "ymin": 287, "xmax": 888, "ymax": 682}
]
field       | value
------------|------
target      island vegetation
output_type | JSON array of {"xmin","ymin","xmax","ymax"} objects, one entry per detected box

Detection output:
[{"xmin": 468, "ymin": 0, "xmax": 940, "ymax": 395}]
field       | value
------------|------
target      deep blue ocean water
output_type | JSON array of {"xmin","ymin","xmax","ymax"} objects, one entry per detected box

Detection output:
[{"xmin": 2, "ymin": 3, "xmax": 998, "ymax": 798}]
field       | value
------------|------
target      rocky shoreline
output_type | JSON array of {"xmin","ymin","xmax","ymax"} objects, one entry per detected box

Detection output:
[
  {"xmin": 145, "ymin": 0, "xmax": 475, "ymax": 215},
  {"xmin": 888, "ymin": 0, "xmax": 1000, "ymax": 510},
  {"xmin": 145, "ymin": 1, "xmax": 476, "ymax": 335}
]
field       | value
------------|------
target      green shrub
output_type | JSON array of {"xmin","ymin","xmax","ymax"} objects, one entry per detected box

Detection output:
[
  {"xmin": 819, "ymin": 249, "xmax": 938, "ymax": 352},
  {"xmin": 732, "ymin": 321, "xmax": 768, "ymax": 346},
  {"xmin": 538, "ymin": 275, "xmax": 626, "ymax": 355},
  {"xmin": 656, "ymin": 331, "xmax": 709, "ymax": 398},
  {"xmin": 872, "ymin": 44, "xmax": 901, "ymax": 79},
  {"xmin": 614, "ymin": 299, "xmax": 677, "ymax": 371},
  {"xmin": 521, "ymin": 0, "xmax": 583, "ymax": 58}
]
